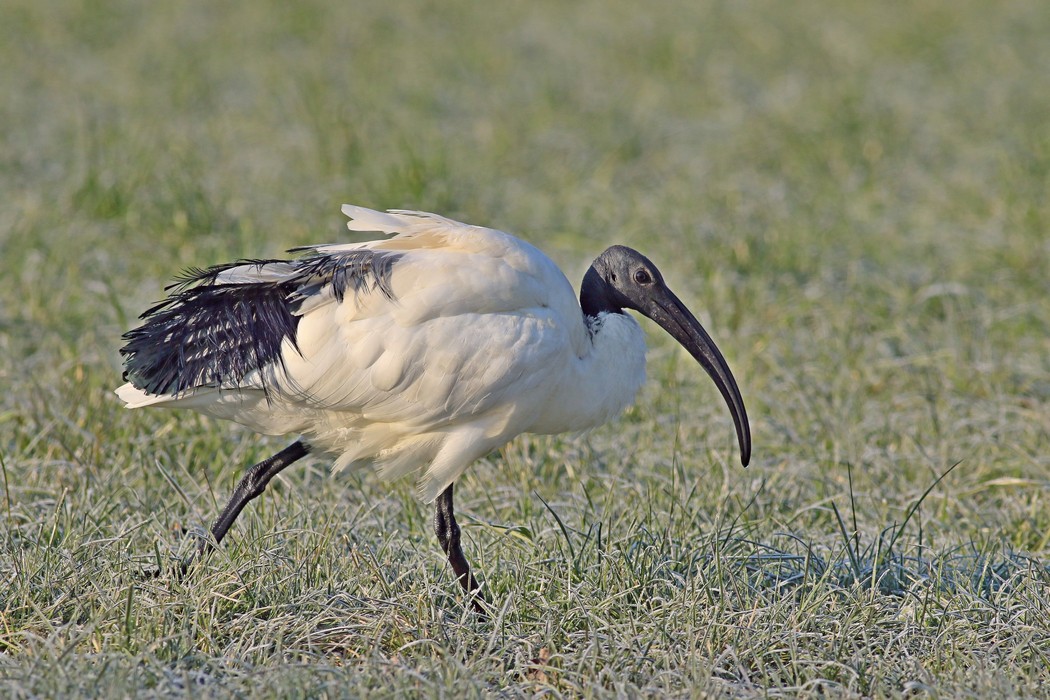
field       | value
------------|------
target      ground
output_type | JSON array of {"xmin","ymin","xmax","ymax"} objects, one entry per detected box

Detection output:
[{"xmin": 1, "ymin": 0, "xmax": 1048, "ymax": 697}]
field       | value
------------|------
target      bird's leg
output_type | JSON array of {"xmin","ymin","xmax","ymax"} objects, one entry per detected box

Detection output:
[
  {"xmin": 435, "ymin": 483, "xmax": 486, "ymax": 613},
  {"xmin": 182, "ymin": 440, "xmax": 310, "ymax": 570}
]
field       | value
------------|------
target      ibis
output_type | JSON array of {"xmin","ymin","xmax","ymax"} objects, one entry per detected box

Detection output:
[{"xmin": 117, "ymin": 204, "xmax": 751, "ymax": 611}]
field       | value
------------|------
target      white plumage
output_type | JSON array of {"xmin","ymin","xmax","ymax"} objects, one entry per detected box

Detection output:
[
  {"xmin": 117, "ymin": 204, "xmax": 749, "ymax": 608},
  {"xmin": 118, "ymin": 205, "xmax": 651, "ymax": 501}
]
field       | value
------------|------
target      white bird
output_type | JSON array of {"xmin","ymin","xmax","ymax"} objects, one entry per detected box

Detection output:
[{"xmin": 117, "ymin": 204, "xmax": 750, "ymax": 611}]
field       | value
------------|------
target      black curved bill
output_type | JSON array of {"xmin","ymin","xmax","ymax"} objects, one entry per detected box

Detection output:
[{"xmin": 645, "ymin": 287, "xmax": 751, "ymax": 466}]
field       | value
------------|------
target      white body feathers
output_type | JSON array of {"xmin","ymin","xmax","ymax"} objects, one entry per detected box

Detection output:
[{"xmin": 117, "ymin": 205, "xmax": 647, "ymax": 502}]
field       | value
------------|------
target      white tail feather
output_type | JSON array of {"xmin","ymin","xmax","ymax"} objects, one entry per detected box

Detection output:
[
  {"xmin": 342, "ymin": 204, "xmax": 470, "ymax": 237},
  {"xmin": 115, "ymin": 382, "xmax": 172, "ymax": 408}
]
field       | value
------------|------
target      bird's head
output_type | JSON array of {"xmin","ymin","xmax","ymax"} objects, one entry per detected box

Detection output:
[{"xmin": 582, "ymin": 245, "xmax": 751, "ymax": 467}]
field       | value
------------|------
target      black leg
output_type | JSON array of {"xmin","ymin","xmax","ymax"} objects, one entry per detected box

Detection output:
[
  {"xmin": 435, "ymin": 482, "xmax": 486, "ymax": 613},
  {"xmin": 184, "ymin": 440, "xmax": 310, "ymax": 566}
]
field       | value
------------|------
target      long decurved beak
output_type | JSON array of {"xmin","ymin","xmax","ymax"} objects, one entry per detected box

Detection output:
[{"xmin": 645, "ymin": 287, "xmax": 751, "ymax": 466}]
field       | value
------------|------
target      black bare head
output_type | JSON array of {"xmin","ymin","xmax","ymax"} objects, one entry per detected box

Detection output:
[{"xmin": 581, "ymin": 245, "xmax": 752, "ymax": 467}]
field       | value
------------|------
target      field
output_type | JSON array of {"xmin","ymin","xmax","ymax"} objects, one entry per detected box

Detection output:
[{"xmin": 2, "ymin": 0, "xmax": 1049, "ymax": 696}]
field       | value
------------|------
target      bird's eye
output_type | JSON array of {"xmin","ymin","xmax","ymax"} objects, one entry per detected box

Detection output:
[{"xmin": 634, "ymin": 269, "xmax": 652, "ymax": 285}]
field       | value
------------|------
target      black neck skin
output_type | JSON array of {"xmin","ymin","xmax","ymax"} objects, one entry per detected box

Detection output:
[{"xmin": 580, "ymin": 266, "xmax": 626, "ymax": 318}]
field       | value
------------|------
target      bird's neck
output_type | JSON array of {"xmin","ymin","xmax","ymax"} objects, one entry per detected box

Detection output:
[
  {"xmin": 580, "ymin": 265, "xmax": 625, "ymax": 318},
  {"xmin": 529, "ymin": 311, "xmax": 647, "ymax": 435}
]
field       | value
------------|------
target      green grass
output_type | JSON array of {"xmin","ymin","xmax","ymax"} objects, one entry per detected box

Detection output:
[{"xmin": 2, "ymin": 0, "xmax": 1049, "ymax": 696}]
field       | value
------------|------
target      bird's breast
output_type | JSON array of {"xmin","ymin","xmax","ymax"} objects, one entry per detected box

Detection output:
[{"xmin": 528, "ymin": 312, "xmax": 647, "ymax": 435}]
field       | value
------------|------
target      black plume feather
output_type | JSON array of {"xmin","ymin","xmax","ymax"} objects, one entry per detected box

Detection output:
[{"xmin": 120, "ymin": 250, "xmax": 402, "ymax": 397}]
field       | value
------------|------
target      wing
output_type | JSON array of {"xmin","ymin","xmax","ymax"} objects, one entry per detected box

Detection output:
[
  {"xmin": 118, "ymin": 249, "xmax": 403, "ymax": 399},
  {"xmin": 118, "ymin": 205, "xmax": 584, "ymax": 425}
]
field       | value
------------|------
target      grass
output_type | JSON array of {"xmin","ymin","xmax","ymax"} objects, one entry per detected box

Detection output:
[{"xmin": 1, "ymin": 0, "xmax": 1049, "ymax": 696}]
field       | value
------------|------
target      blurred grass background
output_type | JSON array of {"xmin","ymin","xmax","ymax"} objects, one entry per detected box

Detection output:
[{"xmin": 1, "ymin": 0, "xmax": 1048, "ymax": 697}]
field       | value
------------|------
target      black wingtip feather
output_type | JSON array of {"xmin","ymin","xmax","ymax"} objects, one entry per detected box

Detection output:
[
  {"xmin": 120, "ymin": 249, "xmax": 403, "ymax": 398},
  {"xmin": 121, "ymin": 282, "xmax": 300, "ymax": 396}
]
